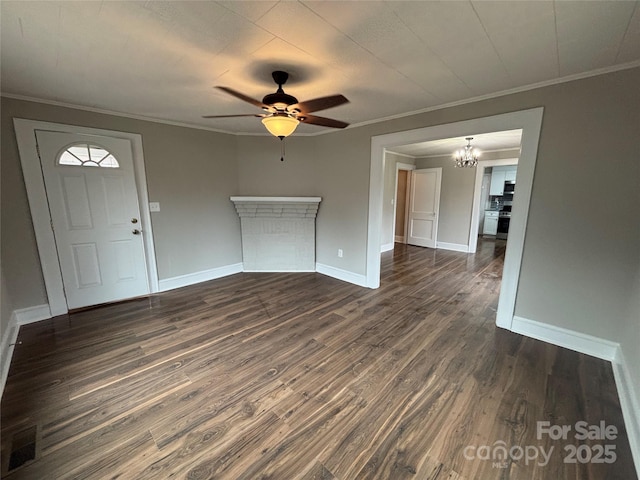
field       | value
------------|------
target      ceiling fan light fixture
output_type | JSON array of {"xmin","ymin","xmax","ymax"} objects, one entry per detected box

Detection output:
[{"xmin": 261, "ymin": 115, "xmax": 300, "ymax": 138}]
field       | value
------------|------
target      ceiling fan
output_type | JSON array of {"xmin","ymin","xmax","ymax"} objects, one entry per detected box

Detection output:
[{"xmin": 203, "ymin": 71, "xmax": 350, "ymax": 138}]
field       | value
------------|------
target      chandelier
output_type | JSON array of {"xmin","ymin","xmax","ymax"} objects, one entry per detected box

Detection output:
[{"xmin": 453, "ymin": 137, "xmax": 480, "ymax": 168}]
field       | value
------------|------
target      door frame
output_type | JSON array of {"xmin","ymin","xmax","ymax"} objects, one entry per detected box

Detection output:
[
  {"xmin": 392, "ymin": 162, "xmax": 416, "ymax": 245},
  {"xmin": 367, "ymin": 107, "xmax": 544, "ymax": 330},
  {"xmin": 14, "ymin": 119, "xmax": 159, "ymax": 316},
  {"xmin": 468, "ymin": 158, "xmax": 519, "ymax": 253}
]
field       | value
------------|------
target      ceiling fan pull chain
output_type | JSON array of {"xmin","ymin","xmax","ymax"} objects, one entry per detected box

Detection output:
[{"xmin": 280, "ymin": 137, "xmax": 285, "ymax": 162}]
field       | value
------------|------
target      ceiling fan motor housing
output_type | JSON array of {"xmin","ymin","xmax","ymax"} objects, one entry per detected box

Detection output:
[
  {"xmin": 263, "ymin": 70, "xmax": 298, "ymax": 109},
  {"xmin": 262, "ymin": 91, "xmax": 298, "ymax": 108}
]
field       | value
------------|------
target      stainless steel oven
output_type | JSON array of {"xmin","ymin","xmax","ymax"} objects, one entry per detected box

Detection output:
[{"xmin": 497, "ymin": 205, "xmax": 511, "ymax": 239}]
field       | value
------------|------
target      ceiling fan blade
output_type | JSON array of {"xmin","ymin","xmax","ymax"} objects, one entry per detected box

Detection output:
[
  {"xmin": 202, "ymin": 114, "xmax": 265, "ymax": 119},
  {"xmin": 215, "ymin": 86, "xmax": 266, "ymax": 109},
  {"xmin": 291, "ymin": 94, "xmax": 349, "ymax": 114},
  {"xmin": 299, "ymin": 114, "xmax": 349, "ymax": 129}
]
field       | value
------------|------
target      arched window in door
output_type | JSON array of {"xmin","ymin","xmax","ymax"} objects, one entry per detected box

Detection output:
[{"xmin": 58, "ymin": 143, "xmax": 119, "ymax": 168}]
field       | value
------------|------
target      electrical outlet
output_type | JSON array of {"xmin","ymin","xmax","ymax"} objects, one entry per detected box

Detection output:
[
  {"xmin": 338, "ymin": 249, "xmax": 343, "ymax": 258},
  {"xmin": 149, "ymin": 202, "xmax": 160, "ymax": 212}
]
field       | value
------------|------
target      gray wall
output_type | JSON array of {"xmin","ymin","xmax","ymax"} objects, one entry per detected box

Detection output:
[
  {"xmin": 302, "ymin": 68, "xmax": 640, "ymax": 351},
  {"xmin": 1, "ymin": 69, "xmax": 638, "ymax": 372},
  {"xmin": 1, "ymin": 96, "xmax": 242, "ymax": 309},
  {"xmin": 621, "ymin": 264, "xmax": 640, "ymax": 415},
  {"xmin": 414, "ymin": 155, "xmax": 476, "ymax": 246},
  {"xmin": 1, "ymin": 268, "xmax": 14, "ymax": 362},
  {"xmin": 236, "ymin": 135, "xmax": 320, "ymax": 196},
  {"xmin": 414, "ymin": 149, "xmax": 520, "ymax": 246}
]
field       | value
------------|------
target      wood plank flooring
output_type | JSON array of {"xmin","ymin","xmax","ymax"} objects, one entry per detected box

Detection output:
[{"xmin": 1, "ymin": 239, "xmax": 636, "ymax": 479}]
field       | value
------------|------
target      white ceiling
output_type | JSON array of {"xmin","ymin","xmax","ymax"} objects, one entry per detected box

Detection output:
[
  {"xmin": 389, "ymin": 129, "xmax": 523, "ymax": 158},
  {"xmin": 1, "ymin": 1, "xmax": 639, "ymax": 135}
]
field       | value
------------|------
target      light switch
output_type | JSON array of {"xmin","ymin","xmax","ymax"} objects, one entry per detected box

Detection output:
[{"xmin": 149, "ymin": 202, "xmax": 160, "ymax": 212}]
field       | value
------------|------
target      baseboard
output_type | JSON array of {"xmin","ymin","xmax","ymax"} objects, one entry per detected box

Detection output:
[
  {"xmin": 158, "ymin": 263, "xmax": 243, "ymax": 292},
  {"xmin": 1, "ymin": 304, "xmax": 52, "ymax": 399},
  {"xmin": 511, "ymin": 316, "xmax": 638, "ymax": 475},
  {"xmin": 15, "ymin": 304, "xmax": 52, "ymax": 325},
  {"xmin": 511, "ymin": 316, "xmax": 619, "ymax": 361},
  {"xmin": 612, "ymin": 347, "xmax": 640, "ymax": 479},
  {"xmin": 436, "ymin": 241, "xmax": 469, "ymax": 253},
  {"xmin": 394, "ymin": 236, "xmax": 405, "ymax": 243},
  {"xmin": 380, "ymin": 242, "xmax": 394, "ymax": 253},
  {"xmin": 243, "ymin": 269, "xmax": 315, "ymax": 273},
  {"xmin": 315, "ymin": 263, "xmax": 369, "ymax": 288},
  {"xmin": 0, "ymin": 312, "xmax": 19, "ymax": 399}
]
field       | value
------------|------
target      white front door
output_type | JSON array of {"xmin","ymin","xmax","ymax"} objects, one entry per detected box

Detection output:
[
  {"xmin": 407, "ymin": 168, "xmax": 442, "ymax": 248},
  {"xmin": 36, "ymin": 130, "xmax": 149, "ymax": 309}
]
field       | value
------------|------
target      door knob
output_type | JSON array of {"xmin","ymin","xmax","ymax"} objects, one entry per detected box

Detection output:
[{"xmin": 132, "ymin": 229, "xmax": 141, "ymax": 235}]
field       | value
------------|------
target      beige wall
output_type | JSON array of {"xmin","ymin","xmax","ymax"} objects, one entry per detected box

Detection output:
[
  {"xmin": 1, "ymin": 96, "xmax": 242, "ymax": 308},
  {"xmin": 414, "ymin": 155, "xmax": 476, "ymax": 246},
  {"xmin": 1, "ymin": 69, "xmax": 638, "ymax": 367},
  {"xmin": 314, "ymin": 127, "xmax": 373, "ymax": 273},
  {"xmin": 621, "ymin": 263, "xmax": 640, "ymax": 416},
  {"xmin": 1, "ymin": 267, "xmax": 14, "ymax": 348},
  {"xmin": 414, "ymin": 149, "xmax": 520, "ymax": 246},
  {"xmin": 236, "ymin": 135, "xmax": 320, "ymax": 196}
]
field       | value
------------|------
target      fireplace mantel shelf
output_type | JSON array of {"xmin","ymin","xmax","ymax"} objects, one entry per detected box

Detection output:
[{"xmin": 230, "ymin": 196, "xmax": 321, "ymax": 203}]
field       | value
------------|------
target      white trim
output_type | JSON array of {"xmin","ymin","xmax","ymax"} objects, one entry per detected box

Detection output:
[
  {"xmin": 4, "ymin": 60, "xmax": 639, "ymax": 138},
  {"xmin": 0, "ymin": 312, "xmax": 19, "ymax": 399},
  {"xmin": 368, "ymin": 108, "xmax": 544, "ymax": 332},
  {"xmin": 512, "ymin": 315, "xmax": 639, "ymax": 476},
  {"xmin": 436, "ymin": 242, "xmax": 469, "ymax": 253},
  {"xmin": 468, "ymin": 157, "xmax": 520, "ymax": 253},
  {"xmin": 612, "ymin": 347, "xmax": 640, "ymax": 480},
  {"xmin": 511, "ymin": 316, "xmax": 619, "ymax": 361},
  {"xmin": 158, "ymin": 263, "xmax": 243, "ymax": 292},
  {"xmin": 15, "ymin": 304, "xmax": 52, "ymax": 325},
  {"xmin": 386, "ymin": 151, "xmax": 417, "ymax": 159},
  {"xmin": 13, "ymin": 119, "xmax": 159, "ymax": 316},
  {"xmin": 229, "ymin": 196, "xmax": 322, "ymax": 203},
  {"xmin": 380, "ymin": 243, "xmax": 394, "ymax": 253},
  {"xmin": 330, "ymin": 60, "xmax": 640, "ymax": 133},
  {"xmin": 1, "ymin": 304, "xmax": 53, "ymax": 399},
  {"xmin": 243, "ymin": 270, "xmax": 316, "ymax": 273},
  {"xmin": 315, "ymin": 263, "xmax": 368, "ymax": 288},
  {"xmin": 391, "ymin": 161, "xmax": 416, "ymax": 248},
  {"xmin": 2, "ymin": 93, "xmax": 240, "ymax": 136},
  {"xmin": 394, "ymin": 236, "xmax": 405, "ymax": 243}
]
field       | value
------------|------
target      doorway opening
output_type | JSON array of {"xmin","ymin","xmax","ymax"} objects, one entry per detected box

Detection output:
[
  {"xmin": 392, "ymin": 164, "xmax": 414, "ymax": 245},
  {"xmin": 367, "ymin": 108, "xmax": 544, "ymax": 330}
]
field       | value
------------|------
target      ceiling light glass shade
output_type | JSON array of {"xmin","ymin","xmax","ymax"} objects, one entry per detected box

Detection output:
[
  {"xmin": 453, "ymin": 137, "xmax": 480, "ymax": 167},
  {"xmin": 261, "ymin": 115, "xmax": 300, "ymax": 138}
]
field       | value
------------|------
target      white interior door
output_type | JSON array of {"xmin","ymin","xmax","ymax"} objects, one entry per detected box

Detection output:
[
  {"xmin": 407, "ymin": 168, "xmax": 442, "ymax": 248},
  {"xmin": 36, "ymin": 130, "xmax": 149, "ymax": 309}
]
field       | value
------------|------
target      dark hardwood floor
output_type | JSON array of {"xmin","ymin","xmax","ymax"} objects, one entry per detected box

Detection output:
[{"xmin": 1, "ymin": 239, "xmax": 636, "ymax": 479}]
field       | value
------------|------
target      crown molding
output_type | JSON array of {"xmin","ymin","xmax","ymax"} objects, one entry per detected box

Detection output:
[
  {"xmin": 384, "ymin": 150, "xmax": 417, "ymax": 159},
  {"xmin": 3, "ymin": 60, "xmax": 639, "ymax": 138},
  {"xmin": 335, "ymin": 60, "xmax": 640, "ymax": 135}
]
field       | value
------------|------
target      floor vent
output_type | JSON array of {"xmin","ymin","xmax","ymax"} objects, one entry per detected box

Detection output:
[{"xmin": 8, "ymin": 425, "xmax": 37, "ymax": 471}]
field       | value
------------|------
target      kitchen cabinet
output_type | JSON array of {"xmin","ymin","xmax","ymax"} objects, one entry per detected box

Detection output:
[
  {"xmin": 490, "ymin": 170, "xmax": 506, "ymax": 195},
  {"xmin": 484, "ymin": 211, "xmax": 499, "ymax": 235},
  {"xmin": 490, "ymin": 166, "xmax": 517, "ymax": 195}
]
